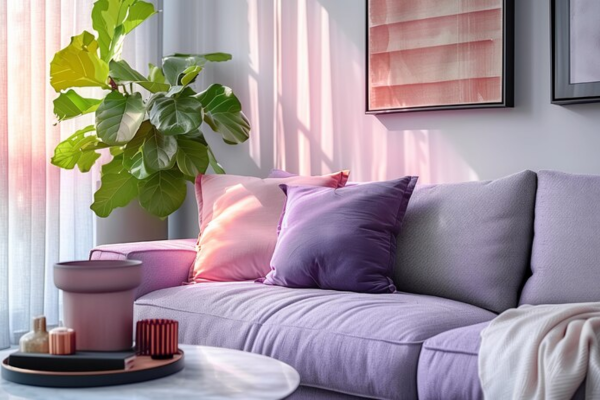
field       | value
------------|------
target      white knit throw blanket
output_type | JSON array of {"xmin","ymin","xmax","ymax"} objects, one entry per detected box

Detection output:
[{"xmin": 479, "ymin": 302, "xmax": 600, "ymax": 400}]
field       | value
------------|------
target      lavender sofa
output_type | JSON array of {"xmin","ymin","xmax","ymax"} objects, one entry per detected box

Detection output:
[{"xmin": 90, "ymin": 170, "xmax": 598, "ymax": 399}]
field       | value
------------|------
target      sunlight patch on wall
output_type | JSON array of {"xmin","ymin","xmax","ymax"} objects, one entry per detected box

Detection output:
[
  {"xmin": 247, "ymin": 0, "xmax": 261, "ymax": 167},
  {"xmin": 402, "ymin": 129, "xmax": 479, "ymax": 184},
  {"xmin": 263, "ymin": 0, "xmax": 479, "ymax": 184},
  {"xmin": 319, "ymin": 5, "xmax": 334, "ymax": 174},
  {"xmin": 403, "ymin": 130, "xmax": 432, "ymax": 183},
  {"xmin": 274, "ymin": 0, "xmax": 287, "ymax": 172},
  {"xmin": 298, "ymin": 131, "xmax": 312, "ymax": 176},
  {"xmin": 296, "ymin": 0, "xmax": 312, "ymax": 135}
]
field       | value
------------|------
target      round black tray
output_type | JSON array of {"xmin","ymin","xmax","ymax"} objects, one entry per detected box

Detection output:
[{"xmin": 1, "ymin": 350, "xmax": 184, "ymax": 388}]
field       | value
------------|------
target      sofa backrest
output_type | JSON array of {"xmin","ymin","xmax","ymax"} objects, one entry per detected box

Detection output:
[
  {"xmin": 519, "ymin": 170, "xmax": 600, "ymax": 306},
  {"xmin": 393, "ymin": 170, "xmax": 537, "ymax": 313}
]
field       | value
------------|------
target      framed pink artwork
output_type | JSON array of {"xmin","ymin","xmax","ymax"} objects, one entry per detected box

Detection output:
[{"xmin": 366, "ymin": 0, "xmax": 514, "ymax": 113}]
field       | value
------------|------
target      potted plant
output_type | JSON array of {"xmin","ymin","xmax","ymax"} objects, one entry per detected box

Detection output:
[
  {"xmin": 48, "ymin": 0, "xmax": 250, "ymax": 346},
  {"xmin": 49, "ymin": 0, "xmax": 250, "ymax": 220}
]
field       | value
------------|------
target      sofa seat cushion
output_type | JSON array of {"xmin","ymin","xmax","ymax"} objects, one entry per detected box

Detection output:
[
  {"xmin": 135, "ymin": 281, "xmax": 495, "ymax": 399},
  {"xmin": 418, "ymin": 322, "xmax": 488, "ymax": 400},
  {"xmin": 418, "ymin": 321, "xmax": 586, "ymax": 400}
]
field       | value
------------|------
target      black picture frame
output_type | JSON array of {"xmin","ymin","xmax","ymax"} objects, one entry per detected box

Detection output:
[
  {"xmin": 365, "ymin": 0, "xmax": 514, "ymax": 114},
  {"xmin": 551, "ymin": 0, "xmax": 600, "ymax": 105}
]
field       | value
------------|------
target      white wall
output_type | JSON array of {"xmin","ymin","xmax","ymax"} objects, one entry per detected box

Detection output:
[{"xmin": 164, "ymin": 0, "xmax": 600, "ymax": 239}]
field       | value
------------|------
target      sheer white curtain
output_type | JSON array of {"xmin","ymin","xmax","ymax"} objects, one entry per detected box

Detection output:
[{"xmin": 0, "ymin": 0, "xmax": 161, "ymax": 349}]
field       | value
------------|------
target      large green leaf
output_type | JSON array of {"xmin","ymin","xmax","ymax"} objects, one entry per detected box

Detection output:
[
  {"xmin": 162, "ymin": 53, "xmax": 232, "ymax": 86},
  {"xmin": 149, "ymin": 95, "xmax": 203, "ymax": 136},
  {"xmin": 50, "ymin": 31, "xmax": 110, "ymax": 91},
  {"xmin": 122, "ymin": 1, "xmax": 156, "ymax": 33},
  {"xmin": 121, "ymin": 121, "xmax": 156, "ymax": 179},
  {"xmin": 92, "ymin": 0, "xmax": 131, "ymax": 61},
  {"xmin": 129, "ymin": 152, "xmax": 154, "ymax": 179},
  {"xmin": 51, "ymin": 125, "xmax": 102, "ymax": 172},
  {"xmin": 148, "ymin": 63, "xmax": 166, "ymax": 83},
  {"xmin": 143, "ymin": 127, "xmax": 178, "ymax": 171},
  {"xmin": 136, "ymin": 81, "xmax": 170, "ymax": 94},
  {"xmin": 91, "ymin": 156, "xmax": 139, "ymax": 217},
  {"xmin": 96, "ymin": 91, "xmax": 145, "ymax": 145},
  {"xmin": 92, "ymin": 0, "xmax": 155, "ymax": 62},
  {"xmin": 196, "ymin": 84, "xmax": 250, "ymax": 144},
  {"xmin": 138, "ymin": 169, "xmax": 187, "ymax": 218},
  {"xmin": 53, "ymin": 90, "xmax": 102, "ymax": 121},
  {"xmin": 101, "ymin": 154, "xmax": 125, "ymax": 175},
  {"xmin": 109, "ymin": 26, "xmax": 127, "ymax": 62},
  {"xmin": 78, "ymin": 151, "xmax": 102, "ymax": 173},
  {"xmin": 109, "ymin": 59, "xmax": 146, "ymax": 81},
  {"xmin": 176, "ymin": 137, "xmax": 209, "ymax": 177},
  {"xmin": 122, "ymin": 120, "xmax": 152, "ymax": 170},
  {"xmin": 109, "ymin": 59, "xmax": 170, "ymax": 93}
]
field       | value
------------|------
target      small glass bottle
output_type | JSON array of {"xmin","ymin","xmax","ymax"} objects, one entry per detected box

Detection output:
[{"xmin": 19, "ymin": 316, "xmax": 49, "ymax": 353}]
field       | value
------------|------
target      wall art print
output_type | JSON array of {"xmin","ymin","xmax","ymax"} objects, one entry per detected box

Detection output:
[
  {"xmin": 366, "ymin": 0, "xmax": 514, "ymax": 113},
  {"xmin": 552, "ymin": 0, "xmax": 600, "ymax": 104}
]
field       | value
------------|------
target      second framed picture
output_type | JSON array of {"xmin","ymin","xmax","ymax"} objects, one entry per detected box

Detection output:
[
  {"xmin": 366, "ymin": 0, "xmax": 514, "ymax": 113},
  {"xmin": 552, "ymin": 0, "xmax": 600, "ymax": 104}
]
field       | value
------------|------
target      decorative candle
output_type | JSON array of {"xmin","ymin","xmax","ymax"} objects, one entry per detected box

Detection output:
[
  {"xmin": 136, "ymin": 319, "xmax": 179, "ymax": 359},
  {"xmin": 49, "ymin": 327, "xmax": 76, "ymax": 355},
  {"xmin": 19, "ymin": 316, "xmax": 49, "ymax": 353}
]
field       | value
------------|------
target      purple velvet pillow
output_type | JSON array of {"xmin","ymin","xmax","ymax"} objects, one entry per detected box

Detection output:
[{"xmin": 260, "ymin": 176, "xmax": 418, "ymax": 293}]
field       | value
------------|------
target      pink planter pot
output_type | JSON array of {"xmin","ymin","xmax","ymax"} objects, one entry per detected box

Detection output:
[{"xmin": 54, "ymin": 260, "xmax": 142, "ymax": 351}]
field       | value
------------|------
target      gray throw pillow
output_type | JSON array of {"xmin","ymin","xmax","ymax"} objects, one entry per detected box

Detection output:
[{"xmin": 394, "ymin": 171, "xmax": 537, "ymax": 313}]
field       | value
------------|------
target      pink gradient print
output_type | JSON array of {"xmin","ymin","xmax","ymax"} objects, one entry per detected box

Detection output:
[{"xmin": 368, "ymin": 0, "xmax": 504, "ymax": 110}]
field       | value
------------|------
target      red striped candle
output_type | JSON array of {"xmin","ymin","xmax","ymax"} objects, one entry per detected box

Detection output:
[{"xmin": 136, "ymin": 319, "xmax": 179, "ymax": 359}]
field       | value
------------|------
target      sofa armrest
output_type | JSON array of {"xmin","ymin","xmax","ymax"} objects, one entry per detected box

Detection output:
[{"xmin": 90, "ymin": 239, "xmax": 197, "ymax": 299}]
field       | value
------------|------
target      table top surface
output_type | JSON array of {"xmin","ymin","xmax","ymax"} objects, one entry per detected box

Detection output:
[{"xmin": 0, "ymin": 344, "xmax": 300, "ymax": 400}]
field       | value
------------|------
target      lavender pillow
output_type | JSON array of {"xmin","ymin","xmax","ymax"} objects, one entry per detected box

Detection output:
[{"xmin": 260, "ymin": 176, "xmax": 418, "ymax": 293}]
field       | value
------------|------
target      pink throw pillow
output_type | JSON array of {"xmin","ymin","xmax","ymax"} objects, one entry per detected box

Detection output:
[{"xmin": 189, "ymin": 171, "xmax": 349, "ymax": 282}]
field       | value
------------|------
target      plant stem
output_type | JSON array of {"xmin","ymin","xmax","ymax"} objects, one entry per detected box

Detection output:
[{"xmin": 109, "ymin": 77, "xmax": 118, "ymax": 91}]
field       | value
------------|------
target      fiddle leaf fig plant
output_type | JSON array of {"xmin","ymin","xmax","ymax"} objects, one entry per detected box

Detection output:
[{"xmin": 49, "ymin": 0, "xmax": 250, "ymax": 219}]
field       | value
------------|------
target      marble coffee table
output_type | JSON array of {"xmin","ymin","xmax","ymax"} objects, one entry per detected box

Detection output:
[{"xmin": 0, "ymin": 344, "xmax": 300, "ymax": 399}]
